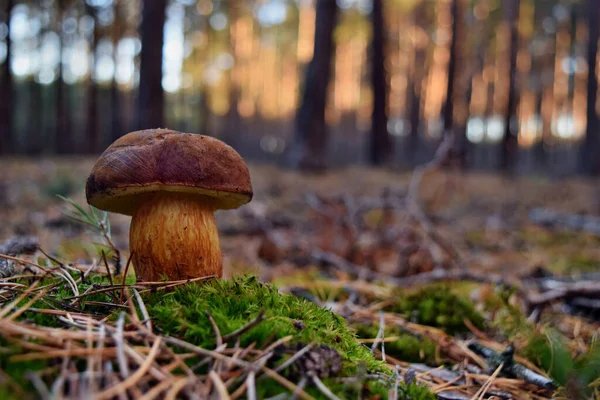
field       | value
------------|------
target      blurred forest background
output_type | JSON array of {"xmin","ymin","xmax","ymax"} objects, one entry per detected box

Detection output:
[{"xmin": 1, "ymin": 0, "xmax": 600, "ymax": 176}]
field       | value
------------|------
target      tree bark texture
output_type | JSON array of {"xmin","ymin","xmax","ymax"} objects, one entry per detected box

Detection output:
[
  {"xmin": 293, "ymin": 0, "xmax": 338, "ymax": 171},
  {"xmin": 500, "ymin": 0, "xmax": 520, "ymax": 173},
  {"xmin": 581, "ymin": 0, "xmax": 600, "ymax": 175},
  {"xmin": 137, "ymin": 0, "xmax": 166, "ymax": 130},
  {"xmin": 369, "ymin": 0, "xmax": 391, "ymax": 166},
  {"xmin": 0, "ymin": 0, "xmax": 14, "ymax": 154}
]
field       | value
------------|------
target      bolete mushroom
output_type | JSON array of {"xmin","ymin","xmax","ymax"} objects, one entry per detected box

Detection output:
[{"xmin": 85, "ymin": 129, "xmax": 253, "ymax": 282}]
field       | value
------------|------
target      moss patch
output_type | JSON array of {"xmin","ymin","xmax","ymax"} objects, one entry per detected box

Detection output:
[
  {"xmin": 388, "ymin": 285, "xmax": 485, "ymax": 334},
  {"xmin": 547, "ymin": 254, "xmax": 600, "ymax": 275},
  {"xmin": 354, "ymin": 325, "xmax": 437, "ymax": 365},
  {"xmin": 144, "ymin": 276, "xmax": 384, "ymax": 374}
]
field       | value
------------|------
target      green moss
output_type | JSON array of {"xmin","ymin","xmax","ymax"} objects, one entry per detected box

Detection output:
[
  {"xmin": 521, "ymin": 330, "xmax": 600, "ymax": 391},
  {"xmin": 144, "ymin": 276, "xmax": 384, "ymax": 374},
  {"xmin": 400, "ymin": 382, "xmax": 438, "ymax": 400},
  {"xmin": 518, "ymin": 229, "xmax": 583, "ymax": 248},
  {"xmin": 306, "ymin": 379, "xmax": 434, "ymax": 400},
  {"xmin": 495, "ymin": 301, "xmax": 600, "ymax": 396},
  {"xmin": 0, "ymin": 274, "xmax": 440, "ymax": 399},
  {"xmin": 464, "ymin": 231, "xmax": 501, "ymax": 251},
  {"xmin": 388, "ymin": 285, "xmax": 485, "ymax": 334},
  {"xmin": 254, "ymin": 375, "xmax": 434, "ymax": 400},
  {"xmin": 547, "ymin": 254, "xmax": 600, "ymax": 275},
  {"xmin": 354, "ymin": 325, "xmax": 437, "ymax": 365},
  {"xmin": 0, "ymin": 339, "xmax": 49, "ymax": 395}
]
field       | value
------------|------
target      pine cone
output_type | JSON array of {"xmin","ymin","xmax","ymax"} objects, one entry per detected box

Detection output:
[{"xmin": 291, "ymin": 344, "xmax": 342, "ymax": 378}]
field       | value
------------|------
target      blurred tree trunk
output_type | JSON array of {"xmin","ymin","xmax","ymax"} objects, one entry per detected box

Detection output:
[
  {"xmin": 27, "ymin": 80, "xmax": 42, "ymax": 154},
  {"xmin": 137, "ymin": 0, "xmax": 166, "ymax": 129},
  {"xmin": 500, "ymin": 0, "xmax": 520, "ymax": 173},
  {"xmin": 55, "ymin": 0, "xmax": 71, "ymax": 154},
  {"xmin": 533, "ymin": 13, "xmax": 556, "ymax": 169},
  {"xmin": 580, "ymin": 0, "xmax": 600, "ymax": 175},
  {"xmin": 369, "ymin": 0, "xmax": 391, "ymax": 166},
  {"xmin": 293, "ymin": 0, "xmax": 338, "ymax": 171},
  {"xmin": 28, "ymin": 7, "xmax": 46, "ymax": 155},
  {"xmin": 443, "ymin": 0, "xmax": 468, "ymax": 168},
  {"xmin": 443, "ymin": 0, "xmax": 459, "ymax": 135},
  {"xmin": 199, "ymin": 23, "xmax": 211, "ymax": 135},
  {"xmin": 223, "ymin": 0, "xmax": 241, "ymax": 146},
  {"xmin": 110, "ymin": 1, "xmax": 122, "ymax": 143},
  {"xmin": 406, "ymin": 5, "xmax": 427, "ymax": 166},
  {"xmin": 462, "ymin": 0, "xmax": 489, "ymax": 169},
  {"xmin": 0, "ymin": 0, "xmax": 14, "ymax": 154},
  {"xmin": 406, "ymin": 47, "xmax": 424, "ymax": 166},
  {"xmin": 86, "ymin": 5, "xmax": 99, "ymax": 153},
  {"xmin": 532, "ymin": 77, "xmax": 546, "ymax": 167}
]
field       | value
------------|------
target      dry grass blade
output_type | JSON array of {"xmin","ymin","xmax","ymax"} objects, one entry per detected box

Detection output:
[
  {"xmin": 120, "ymin": 251, "xmax": 134, "ymax": 302},
  {"xmin": 471, "ymin": 363, "xmax": 503, "ymax": 400},
  {"xmin": 0, "ymin": 280, "xmax": 40, "ymax": 319},
  {"xmin": 209, "ymin": 370, "xmax": 231, "ymax": 399},
  {"xmin": 309, "ymin": 372, "xmax": 342, "ymax": 400},
  {"xmin": 273, "ymin": 343, "xmax": 314, "ymax": 373},
  {"xmin": 0, "ymin": 253, "xmax": 53, "ymax": 273},
  {"xmin": 138, "ymin": 377, "xmax": 178, "ymax": 400},
  {"xmin": 100, "ymin": 250, "xmax": 114, "ymax": 287},
  {"xmin": 114, "ymin": 312, "xmax": 130, "ymax": 379},
  {"xmin": 6, "ymin": 287, "xmax": 49, "ymax": 321},
  {"xmin": 206, "ymin": 311, "xmax": 223, "ymax": 348},
  {"xmin": 246, "ymin": 370, "xmax": 257, "ymax": 400},
  {"xmin": 132, "ymin": 288, "xmax": 152, "ymax": 331},
  {"xmin": 163, "ymin": 336, "xmax": 251, "ymax": 369},
  {"xmin": 259, "ymin": 366, "xmax": 316, "ymax": 400},
  {"xmin": 96, "ymin": 337, "xmax": 163, "ymax": 399},
  {"xmin": 10, "ymin": 348, "xmax": 118, "ymax": 362},
  {"xmin": 164, "ymin": 377, "xmax": 192, "ymax": 400},
  {"xmin": 136, "ymin": 275, "xmax": 217, "ymax": 294}
]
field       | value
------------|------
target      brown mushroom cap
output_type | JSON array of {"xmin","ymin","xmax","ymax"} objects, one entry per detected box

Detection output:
[{"xmin": 86, "ymin": 129, "xmax": 253, "ymax": 216}]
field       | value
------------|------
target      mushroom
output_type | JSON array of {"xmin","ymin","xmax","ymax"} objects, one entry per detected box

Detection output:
[{"xmin": 85, "ymin": 129, "xmax": 253, "ymax": 282}]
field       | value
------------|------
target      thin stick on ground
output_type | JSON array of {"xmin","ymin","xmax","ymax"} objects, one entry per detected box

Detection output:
[
  {"xmin": 309, "ymin": 372, "xmax": 342, "ymax": 400},
  {"xmin": 206, "ymin": 311, "xmax": 223, "ymax": 348},
  {"xmin": 222, "ymin": 310, "xmax": 266, "ymax": 342},
  {"xmin": 120, "ymin": 251, "xmax": 134, "ymax": 302}
]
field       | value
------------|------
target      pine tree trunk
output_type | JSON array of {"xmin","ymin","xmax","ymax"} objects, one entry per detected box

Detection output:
[
  {"xmin": 443, "ymin": 0, "xmax": 459, "ymax": 135},
  {"xmin": 223, "ymin": 0, "xmax": 242, "ymax": 146},
  {"xmin": 0, "ymin": 0, "xmax": 14, "ymax": 154},
  {"xmin": 86, "ymin": 5, "xmax": 100, "ymax": 153},
  {"xmin": 581, "ymin": 0, "xmax": 600, "ymax": 175},
  {"xmin": 406, "ymin": 5, "xmax": 427, "ymax": 167},
  {"xmin": 199, "ymin": 23, "xmax": 211, "ymax": 135},
  {"xmin": 137, "ymin": 0, "xmax": 166, "ymax": 129},
  {"xmin": 407, "ymin": 55, "xmax": 423, "ymax": 166},
  {"xmin": 55, "ymin": 0, "xmax": 71, "ymax": 154},
  {"xmin": 27, "ymin": 79, "xmax": 42, "ymax": 154},
  {"xmin": 442, "ymin": 0, "xmax": 468, "ymax": 168},
  {"xmin": 110, "ymin": 1, "xmax": 122, "ymax": 143},
  {"xmin": 369, "ymin": 0, "xmax": 391, "ymax": 166},
  {"xmin": 500, "ymin": 0, "xmax": 520, "ymax": 173},
  {"xmin": 292, "ymin": 0, "xmax": 338, "ymax": 171}
]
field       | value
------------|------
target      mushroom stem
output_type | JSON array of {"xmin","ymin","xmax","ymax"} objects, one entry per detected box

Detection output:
[{"xmin": 129, "ymin": 192, "xmax": 222, "ymax": 281}]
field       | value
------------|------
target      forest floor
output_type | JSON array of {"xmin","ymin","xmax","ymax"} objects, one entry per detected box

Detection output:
[{"xmin": 0, "ymin": 157, "xmax": 599, "ymax": 399}]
